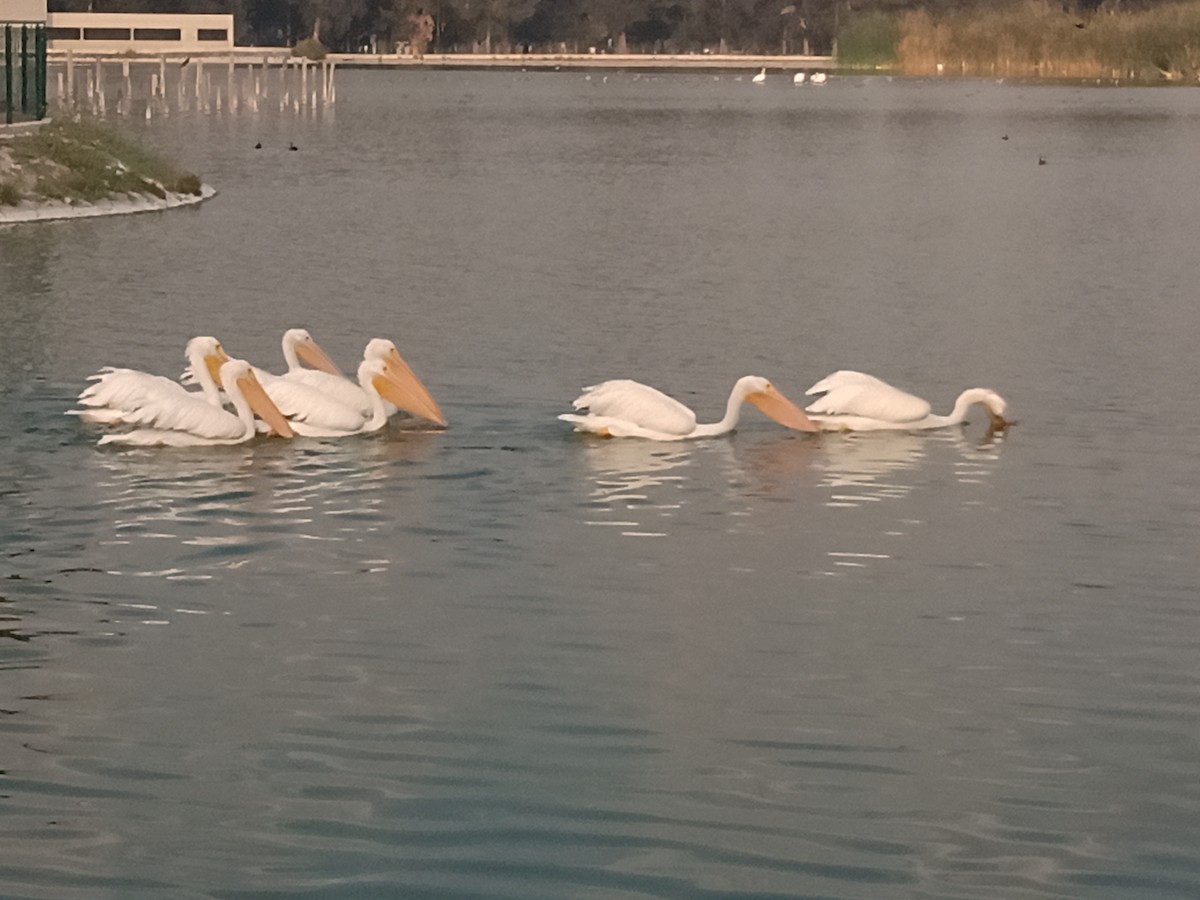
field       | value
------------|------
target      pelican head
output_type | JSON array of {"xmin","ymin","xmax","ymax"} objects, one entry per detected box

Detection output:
[
  {"xmin": 282, "ymin": 328, "xmax": 343, "ymax": 376},
  {"xmin": 737, "ymin": 376, "xmax": 819, "ymax": 432},
  {"xmin": 185, "ymin": 335, "xmax": 231, "ymax": 387},
  {"xmin": 219, "ymin": 359, "xmax": 295, "ymax": 438},
  {"xmin": 960, "ymin": 388, "xmax": 1010, "ymax": 429},
  {"xmin": 365, "ymin": 338, "xmax": 447, "ymax": 427}
]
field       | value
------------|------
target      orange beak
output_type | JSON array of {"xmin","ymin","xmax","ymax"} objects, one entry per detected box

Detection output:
[
  {"xmin": 747, "ymin": 385, "xmax": 819, "ymax": 432},
  {"xmin": 380, "ymin": 347, "xmax": 446, "ymax": 427},
  {"xmin": 296, "ymin": 337, "xmax": 344, "ymax": 376},
  {"xmin": 236, "ymin": 369, "xmax": 295, "ymax": 438},
  {"xmin": 205, "ymin": 344, "xmax": 233, "ymax": 386}
]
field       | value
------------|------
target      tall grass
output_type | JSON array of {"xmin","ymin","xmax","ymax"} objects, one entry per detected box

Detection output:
[
  {"xmin": 7, "ymin": 118, "xmax": 200, "ymax": 204},
  {"xmin": 894, "ymin": 0, "xmax": 1200, "ymax": 81}
]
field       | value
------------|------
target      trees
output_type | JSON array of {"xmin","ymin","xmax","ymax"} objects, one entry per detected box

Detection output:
[{"xmin": 49, "ymin": 0, "xmax": 1197, "ymax": 56}]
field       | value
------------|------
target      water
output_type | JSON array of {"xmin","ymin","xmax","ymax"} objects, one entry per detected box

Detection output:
[{"xmin": 2, "ymin": 72, "xmax": 1199, "ymax": 898}]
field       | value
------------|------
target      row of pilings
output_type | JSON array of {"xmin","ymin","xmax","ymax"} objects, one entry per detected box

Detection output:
[{"xmin": 47, "ymin": 52, "xmax": 336, "ymax": 119}]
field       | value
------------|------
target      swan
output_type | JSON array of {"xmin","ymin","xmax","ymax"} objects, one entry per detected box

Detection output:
[
  {"xmin": 793, "ymin": 72, "xmax": 806, "ymax": 85},
  {"xmin": 752, "ymin": 67, "xmax": 767, "ymax": 84},
  {"xmin": 804, "ymin": 370, "xmax": 1009, "ymax": 432},
  {"xmin": 560, "ymin": 375, "xmax": 817, "ymax": 441}
]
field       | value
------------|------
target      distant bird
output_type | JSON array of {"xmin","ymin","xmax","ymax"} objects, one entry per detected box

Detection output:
[
  {"xmin": 1075, "ymin": 21, "xmax": 1085, "ymax": 29},
  {"xmin": 180, "ymin": 57, "xmax": 191, "ymax": 67},
  {"xmin": 288, "ymin": 142, "xmax": 298, "ymax": 152},
  {"xmin": 1038, "ymin": 155, "xmax": 1047, "ymax": 165},
  {"xmin": 810, "ymin": 71, "xmax": 827, "ymax": 85},
  {"xmin": 752, "ymin": 67, "xmax": 767, "ymax": 84},
  {"xmin": 1001, "ymin": 134, "xmax": 1009, "ymax": 140},
  {"xmin": 254, "ymin": 141, "xmax": 262, "ymax": 149},
  {"xmin": 793, "ymin": 72, "xmax": 806, "ymax": 85}
]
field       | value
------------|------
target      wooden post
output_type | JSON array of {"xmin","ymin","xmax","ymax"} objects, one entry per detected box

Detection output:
[
  {"xmin": 121, "ymin": 59, "xmax": 131, "ymax": 116},
  {"xmin": 159, "ymin": 54, "xmax": 166, "ymax": 97},
  {"xmin": 66, "ymin": 50, "xmax": 74, "ymax": 106}
]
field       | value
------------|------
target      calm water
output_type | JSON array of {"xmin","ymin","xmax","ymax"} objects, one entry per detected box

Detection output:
[{"xmin": 2, "ymin": 72, "xmax": 1199, "ymax": 899}]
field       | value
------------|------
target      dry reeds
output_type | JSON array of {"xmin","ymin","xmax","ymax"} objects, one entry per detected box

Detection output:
[{"xmin": 894, "ymin": 0, "xmax": 1200, "ymax": 82}]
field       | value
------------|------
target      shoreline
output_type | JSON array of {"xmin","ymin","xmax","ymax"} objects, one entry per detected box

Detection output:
[{"xmin": 0, "ymin": 183, "xmax": 216, "ymax": 226}]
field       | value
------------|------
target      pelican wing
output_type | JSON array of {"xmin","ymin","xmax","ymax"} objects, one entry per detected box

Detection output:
[
  {"xmin": 570, "ymin": 380, "xmax": 697, "ymax": 436},
  {"xmin": 279, "ymin": 369, "xmax": 370, "ymax": 414},
  {"xmin": 260, "ymin": 377, "xmax": 369, "ymax": 431},
  {"xmin": 104, "ymin": 391, "xmax": 247, "ymax": 440},
  {"xmin": 805, "ymin": 370, "xmax": 932, "ymax": 423},
  {"xmin": 77, "ymin": 368, "xmax": 190, "ymax": 410}
]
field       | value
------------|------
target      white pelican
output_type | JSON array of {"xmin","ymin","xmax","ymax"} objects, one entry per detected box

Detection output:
[
  {"xmin": 560, "ymin": 376, "xmax": 817, "ymax": 441},
  {"xmin": 283, "ymin": 359, "xmax": 435, "ymax": 437},
  {"xmin": 810, "ymin": 71, "xmax": 828, "ymax": 85},
  {"xmin": 256, "ymin": 332, "xmax": 446, "ymax": 427},
  {"xmin": 272, "ymin": 328, "xmax": 345, "ymax": 380},
  {"xmin": 71, "ymin": 336, "xmax": 230, "ymax": 425},
  {"xmin": 97, "ymin": 360, "xmax": 294, "ymax": 447},
  {"xmin": 793, "ymin": 72, "xmax": 806, "ymax": 85},
  {"xmin": 804, "ymin": 370, "xmax": 1009, "ymax": 432},
  {"xmin": 752, "ymin": 67, "xmax": 767, "ymax": 84}
]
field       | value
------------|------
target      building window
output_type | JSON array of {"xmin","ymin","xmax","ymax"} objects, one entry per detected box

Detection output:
[
  {"xmin": 83, "ymin": 28, "xmax": 132, "ymax": 41},
  {"xmin": 197, "ymin": 29, "xmax": 228, "ymax": 42},
  {"xmin": 134, "ymin": 28, "xmax": 182, "ymax": 41},
  {"xmin": 46, "ymin": 28, "xmax": 82, "ymax": 41}
]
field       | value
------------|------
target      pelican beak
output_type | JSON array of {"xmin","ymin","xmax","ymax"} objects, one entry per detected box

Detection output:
[
  {"xmin": 380, "ymin": 348, "xmax": 447, "ymax": 427},
  {"xmin": 747, "ymin": 385, "xmax": 819, "ymax": 432},
  {"xmin": 236, "ymin": 369, "xmax": 295, "ymax": 438},
  {"xmin": 296, "ymin": 337, "xmax": 344, "ymax": 376},
  {"xmin": 987, "ymin": 409, "xmax": 1011, "ymax": 429},
  {"xmin": 205, "ymin": 343, "xmax": 232, "ymax": 386}
]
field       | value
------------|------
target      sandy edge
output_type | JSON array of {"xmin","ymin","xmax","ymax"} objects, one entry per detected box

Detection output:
[{"xmin": 0, "ymin": 183, "xmax": 217, "ymax": 225}]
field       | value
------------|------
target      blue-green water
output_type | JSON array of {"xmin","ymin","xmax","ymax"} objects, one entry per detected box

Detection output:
[{"xmin": 2, "ymin": 72, "xmax": 1199, "ymax": 898}]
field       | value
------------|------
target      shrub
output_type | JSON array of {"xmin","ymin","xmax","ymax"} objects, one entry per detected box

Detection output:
[{"xmin": 293, "ymin": 37, "xmax": 328, "ymax": 60}]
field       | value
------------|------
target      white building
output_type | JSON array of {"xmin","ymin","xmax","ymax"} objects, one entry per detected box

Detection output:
[
  {"xmin": 3, "ymin": 0, "xmax": 47, "ymax": 23},
  {"xmin": 46, "ymin": 12, "xmax": 234, "ymax": 54}
]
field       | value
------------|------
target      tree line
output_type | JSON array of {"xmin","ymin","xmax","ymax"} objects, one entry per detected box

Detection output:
[
  {"xmin": 49, "ymin": 0, "xmax": 850, "ymax": 55},
  {"xmin": 48, "ymin": 0, "xmax": 1190, "ymax": 59}
]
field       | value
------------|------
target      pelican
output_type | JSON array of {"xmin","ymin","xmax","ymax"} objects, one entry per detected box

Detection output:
[
  {"xmin": 265, "ymin": 328, "xmax": 345, "ymax": 381},
  {"xmin": 804, "ymin": 370, "xmax": 1010, "ymax": 432},
  {"xmin": 752, "ymin": 67, "xmax": 767, "ymax": 84},
  {"xmin": 71, "ymin": 336, "xmax": 230, "ymax": 425},
  {"xmin": 560, "ymin": 376, "xmax": 817, "ymax": 441},
  {"xmin": 97, "ymin": 359, "xmax": 294, "ymax": 447},
  {"xmin": 810, "ymin": 71, "xmax": 828, "ymax": 85},
  {"xmin": 283, "ymin": 358, "xmax": 436, "ymax": 437},
  {"xmin": 793, "ymin": 72, "xmax": 806, "ymax": 85},
  {"xmin": 257, "ymin": 333, "xmax": 446, "ymax": 428}
]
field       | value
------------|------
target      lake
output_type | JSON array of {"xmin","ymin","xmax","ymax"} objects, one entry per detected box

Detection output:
[{"xmin": 2, "ymin": 70, "xmax": 1199, "ymax": 899}]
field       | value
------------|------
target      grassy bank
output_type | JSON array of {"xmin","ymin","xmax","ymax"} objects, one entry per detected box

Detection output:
[
  {"xmin": 0, "ymin": 118, "xmax": 201, "ymax": 209},
  {"xmin": 887, "ymin": 0, "xmax": 1200, "ymax": 81}
]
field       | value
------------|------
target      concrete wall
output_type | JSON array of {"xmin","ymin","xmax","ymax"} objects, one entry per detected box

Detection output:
[
  {"xmin": 4, "ymin": 0, "xmax": 47, "ymax": 23},
  {"xmin": 46, "ymin": 13, "xmax": 234, "ymax": 53}
]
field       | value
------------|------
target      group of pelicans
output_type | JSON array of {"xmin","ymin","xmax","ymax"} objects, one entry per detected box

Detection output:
[
  {"xmin": 752, "ymin": 68, "xmax": 828, "ymax": 86},
  {"xmin": 70, "ymin": 328, "xmax": 1011, "ymax": 447}
]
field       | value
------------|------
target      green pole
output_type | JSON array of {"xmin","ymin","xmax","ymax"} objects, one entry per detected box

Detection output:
[
  {"xmin": 5, "ymin": 26, "xmax": 13, "ymax": 125},
  {"xmin": 36, "ymin": 25, "xmax": 47, "ymax": 119},
  {"xmin": 21, "ymin": 24, "xmax": 30, "ymax": 115}
]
